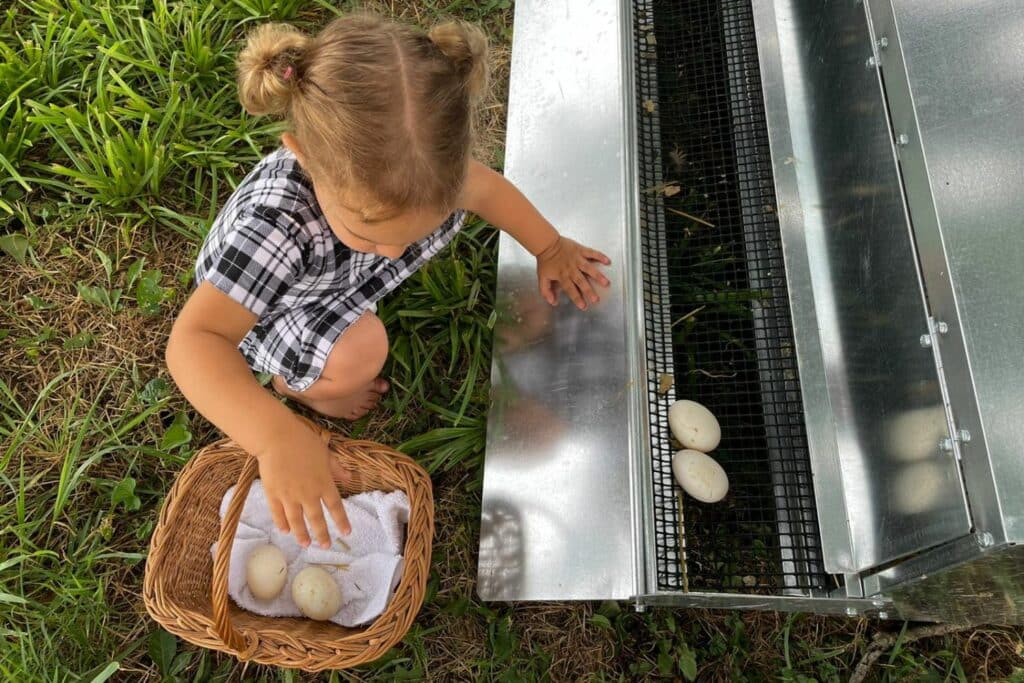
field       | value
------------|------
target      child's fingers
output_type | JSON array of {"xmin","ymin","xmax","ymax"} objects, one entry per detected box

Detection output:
[
  {"xmin": 324, "ymin": 487, "xmax": 351, "ymax": 536},
  {"xmin": 305, "ymin": 501, "xmax": 331, "ymax": 549},
  {"xmin": 574, "ymin": 273, "xmax": 600, "ymax": 305},
  {"xmin": 584, "ymin": 247, "xmax": 611, "ymax": 265},
  {"xmin": 539, "ymin": 279, "xmax": 558, "ymax": 306},
  {"xmin": 582, "ymin": 261, "xmax": 611, "ymax": 287},
  {"xmin": 565, "ymin": 277, "xmax": 588, "ymax": 309},
  {"xmin": 285, "ymin": 502, "xmax": 311, "ymax": 547},
  {"xmin": 269, "ymin": 497, "xmax": 290, "ymax": 533}
]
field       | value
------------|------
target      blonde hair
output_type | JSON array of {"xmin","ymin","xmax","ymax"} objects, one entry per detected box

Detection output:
[{"xmin": 236, "ymin": 15, "xmax": 489, "ymax": 219}]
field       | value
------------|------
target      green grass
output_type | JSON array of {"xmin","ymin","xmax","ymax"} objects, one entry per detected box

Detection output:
[{"xmin": 1, "ymin": 0, "xmax": 1023, "ymax": 681}]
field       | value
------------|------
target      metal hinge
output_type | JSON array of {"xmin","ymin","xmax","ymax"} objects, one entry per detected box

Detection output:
[{"xmin": 919, "ymin": 317, "xmax": 968, "ymax": 461}]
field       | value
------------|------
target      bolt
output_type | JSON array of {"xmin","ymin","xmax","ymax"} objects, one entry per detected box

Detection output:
[
  {"xmin": 958, "ymin": 428, "xmax": 972, "ymax": 443},
  {"xmin": 939, "ymin": 437, "xmax": 954, "ymax": 453},
  {"xmin": 979, "ymin": 531, "xmax": 995, "ymax": 548},
  {"xmin": 877, "ymin": 36, "xmax": 889, "ymax": 49},
  {"xmin": 897, "ymin": 133, "xmax": 910, "ymax": 147},
  {"xmin": 937, "ymin": 321, "xmax": 949, "ymax": 334},
  {"xmin": 846, "ymin": 607, "xmax": 858, "ymax": 617},
  {"xmin": 920, "ymin": 334, "xmax": 932, "ymax": 348},
  {"xmin": 866, "ymin": 55, "xmax": 878, "ymax": 68}
]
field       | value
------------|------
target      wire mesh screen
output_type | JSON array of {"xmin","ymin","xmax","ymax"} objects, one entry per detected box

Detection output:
[{"xmin": 634, "ymin": 0, "xmax": 830, "ymax": 594}]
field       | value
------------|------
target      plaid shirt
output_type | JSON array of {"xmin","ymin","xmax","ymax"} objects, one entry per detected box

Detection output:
[{"xmin": 196, "ymin": 148, "xmax": 465, "ymax": 391}]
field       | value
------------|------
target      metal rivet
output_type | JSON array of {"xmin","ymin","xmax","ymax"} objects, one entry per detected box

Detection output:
[
  {"xmin": 958, "ymin": 429, "xmax": 971, "ymax": 443},
  {"xmin": 897, "ymin": 133, "xmax": 910, "ymax": 147},
  {"xmin": 846, "ymin": 607, "xmax": 858, "ymax": 617},
  {"xmin": 920, "ymin": 334, "xmax": 932, "ymax": 348},
  {"xmin": 877, "ymin": 37, "xmax": 889, "ymax": 49},
  {"xmin": 939, "ymin": 437, "xmax": 954, "ymax": 452},
  {"xmin": 979, "ymin": 532, "xmax": 995, "ymax": 548},
  {"xmin": 866, "ymin": 55, "xmax": 878, "ymax": 68},
  {"xmin": 937, "ymin": 321, "xmax": 949, "ymax": 334}
]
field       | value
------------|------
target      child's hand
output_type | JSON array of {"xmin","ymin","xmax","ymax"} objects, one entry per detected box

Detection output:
[
  {"xmin": 536, "ymin": 236, "xmax": 611, "ymax": 310},
  {"xmin": 256, "ymin": 425, "xmax": 352, "ymax": 549}
]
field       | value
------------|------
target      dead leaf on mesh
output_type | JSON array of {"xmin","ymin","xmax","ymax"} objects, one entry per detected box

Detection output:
[
  {"xmin": 663, "ymin": 183, "xmax": 681, "ymax": 197},
  {"xmin": 643, "ymin": 99, "xmax": 656, "ymax": 114},
  {"xmin": 657, "ymin": 373, "xmax": 674, "ymax": 395}
]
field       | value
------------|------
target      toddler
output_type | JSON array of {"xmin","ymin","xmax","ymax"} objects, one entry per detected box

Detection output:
[{"xmin": 166, "ymin": 15, "xmax": 610, "ymax": 550}]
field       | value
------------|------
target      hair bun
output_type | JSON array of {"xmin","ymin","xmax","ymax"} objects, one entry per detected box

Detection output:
[
  {"xmin": 428, "ymin": 20, "xmax": 489, "ymax": 99},
  {"xmin": 237, "ymin": 23, "xmax": 311, "ymax": 116}
]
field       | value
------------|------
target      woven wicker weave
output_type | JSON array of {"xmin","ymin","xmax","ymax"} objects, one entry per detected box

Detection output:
[{"xmin": 143, "ymin": 422, "xmax": 433, "ymax": 671}]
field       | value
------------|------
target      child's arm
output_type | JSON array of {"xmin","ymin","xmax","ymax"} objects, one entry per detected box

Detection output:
[
  {"xmin": 166, "ymin": 283, "xmax": 351, "ymax": 548},
  {"xmin": 460, "ymin": 160, "xmax": 611, "ymax": 310}
]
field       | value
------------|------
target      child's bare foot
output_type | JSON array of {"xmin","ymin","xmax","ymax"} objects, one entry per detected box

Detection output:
[
  {"xmin": 272, "ymin": 376, "xmax": 389, "ymax": 420},
  {"xmin": 320, "ymin": 377, "xmax": 389, "ymax": 420}
]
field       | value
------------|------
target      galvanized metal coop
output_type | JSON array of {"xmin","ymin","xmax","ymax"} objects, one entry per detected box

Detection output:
[{"xmin": 478, "ymin": 0, "xmax": 1024, "ymax": 624}]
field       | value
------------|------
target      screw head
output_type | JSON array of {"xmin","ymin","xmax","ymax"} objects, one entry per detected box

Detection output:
[
  {"xmin": 846, "ymin": 607, "xmax": 858, "ymax": 617},
  {"xmin": 937, "ymin": 321, "xmax": 949, "ymax": 334},
  {"xmin": 979, "ymin": 532, "xmax": 995, "ymax": 548},
  {"xmin": 866, "ymin": 55, "xmax": 878, "ymax": 68},
  {"xmin": 939, "ymin": 437, "xmax": 954, "ymax": 452},
  {"xmin": 958, "ymin": 428, "xmax": 972, "ymax": 443},
  {"xmin": 878, "ymin": 611, "xmax": 890, "ymax": 620},
  {"xmin": 877, "ymin": 36, "xmax": 890, "ymax": 49},
  {"xmin": 897, "ymin": 133, "xmax": 910, "ymax": 146},
  {"xmin": 920, "ymin": 334, "xmax": 932, "ymax": 348}
]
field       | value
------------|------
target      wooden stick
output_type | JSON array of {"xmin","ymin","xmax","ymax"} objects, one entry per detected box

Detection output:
[
  {"xmin": 672, "ymin": 305, "xmax": 706, "ymax": 328},
  {"xmin": 667, "ymin": 207, "xmax": 716, "ymax": 229}
]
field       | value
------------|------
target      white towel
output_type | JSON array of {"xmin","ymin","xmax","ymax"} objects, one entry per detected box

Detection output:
[{"xmin": 211, "ymin": 480, "xmax": 409, "ymax": 627}]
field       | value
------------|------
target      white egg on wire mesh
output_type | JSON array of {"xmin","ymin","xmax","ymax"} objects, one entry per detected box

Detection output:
[
  {"xmin": 291, "ymin": 566, "xmax": 342, "ymax": 621},
  {"xmin": 669, "ymin": 400, "xmax": 721, "ymax": 452},
  {"xmin": 244, "ymin": 543, "xmax": 288, "ymax": 601},
  {"xmin": 672, "ymin": 449, "xmax": 729, "ymax": 503}
]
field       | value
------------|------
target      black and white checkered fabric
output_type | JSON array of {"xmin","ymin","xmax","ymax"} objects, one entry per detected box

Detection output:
[{"xmin": 196, "ymin": 148, "xmax": 465, "ymax": 391}]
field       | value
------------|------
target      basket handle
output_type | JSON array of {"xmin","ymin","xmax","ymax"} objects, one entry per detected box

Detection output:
[{"xmin": 211, "ymin": 455, "xmax": 260, "ymax": 655}]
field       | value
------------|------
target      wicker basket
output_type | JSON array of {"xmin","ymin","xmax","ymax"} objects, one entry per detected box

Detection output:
[{"xmin": 143, "ymin": 422, "xmax": 434, "ymax": 671}]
